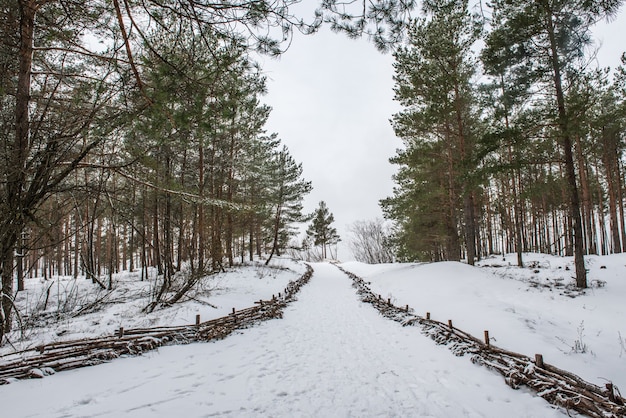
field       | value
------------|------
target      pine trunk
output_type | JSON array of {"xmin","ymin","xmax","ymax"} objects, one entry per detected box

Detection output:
[{"xmin": 546, "ymin": 12, "xmax": 586, "ymax": 287}]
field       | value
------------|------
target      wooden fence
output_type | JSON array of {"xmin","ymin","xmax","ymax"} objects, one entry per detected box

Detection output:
[
  {"xmin": 0, "ymin": 264, "xmax": 313, "ymax": 383},
  {"xmin": 334, "ymin": 264, "xmax": 625, "ymax": 418}
]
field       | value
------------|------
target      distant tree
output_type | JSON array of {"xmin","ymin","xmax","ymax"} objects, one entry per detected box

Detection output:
[
  {"xmin": 298, "ymin": 235, "xmax": 324, "ymax": 262},
  {"xmin": 306, "ymin": 201, "xmax": 341, "ymax": 260},
  {"xmin": 348, "ymin": 219, "xmax": 394, "ymax": 264}
]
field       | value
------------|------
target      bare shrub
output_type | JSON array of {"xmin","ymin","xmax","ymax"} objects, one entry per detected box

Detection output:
[{"xmin": 347, "ymin": 218, "xmax": 394, "ymax": 264}]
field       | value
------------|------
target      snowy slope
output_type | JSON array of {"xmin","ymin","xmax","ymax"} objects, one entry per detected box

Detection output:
[
  {"xmin": 0, "ymin": 263, "xmax": 562, "ymax": 417},
  {"xmin": 3, "ymin": 259, "xmax": 306, "ymax": 354},
  {"xmin": 341, "ymin": 253, "xmax": 626, "ymax": 392}
]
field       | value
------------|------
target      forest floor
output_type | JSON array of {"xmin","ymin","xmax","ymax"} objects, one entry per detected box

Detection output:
[{"xmin": 1, "ymin": 253, "xmax": 625, "ymax": 417}]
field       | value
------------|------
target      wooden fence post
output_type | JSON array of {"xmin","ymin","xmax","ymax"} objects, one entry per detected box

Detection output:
[
  {"xmin": 484, "ymin": 330, "xmax": 490, "ymax": 347},
  {"xmin": 606, "ymin": 383, "xmax": 616, "ymax": 402},
  {"xmin": 119, "ymin": 327, "xmax": 124, "ymax": 338},
  {"xmin": 196, "ymin": 314, "xmax": 201, "ymax": 326},
  {"xmin": 448, "ymin": 320, "xmax": 453, "ymax": 329},
  {"xmin": 426, "ymin": 312, "xmax": 430, "ymax": 320},
  {"xmin": 535, "ymin": 354, "xmax": 544, "ymax": 369}
]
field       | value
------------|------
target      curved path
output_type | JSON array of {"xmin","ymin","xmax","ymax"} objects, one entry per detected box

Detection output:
[{"xmin": 1, "ymin": 263, "xmax": 560, "ymax": 417}]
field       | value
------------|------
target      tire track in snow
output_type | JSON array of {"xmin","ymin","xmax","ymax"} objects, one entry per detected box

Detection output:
[{"xmin": 0, "ymin": 263, "xmax": 562, "ymax": 417}]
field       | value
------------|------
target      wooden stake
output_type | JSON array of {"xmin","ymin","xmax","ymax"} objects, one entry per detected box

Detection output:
[
  {"xmin": 426, "ymin": 312, "xmax": 430, "ymax": 320},
  {"xmin": 484, "ymin": 330, "xmax": 490, "ymax": 347},
  {"xmin": 606, "ymin": 383, "xmax": 616, "ymax": 402},
  {"xmin": 232, "ymin": 307, "xmax": 236, "ymax": 314},
  {"xmin": 195, "ymin": 314, "xmax": 201, "ymax": 325},
  {"xmin": 535, "ymin": 354, "xmax": 544, "ymax": 369},
  {"xmin": 405, "ymin": 304, "xmax": 409, "ymax": 312},
  {"xmin": 387, "ymin": 298, "xmax": 391, "ymax": 306},
  {"xmin": 119, "ymin": 327, "xmax": 124, "ymax": 338},
  {"xmin": 448, "ymin": 319, "xmax": 453, "ymax": 329}
]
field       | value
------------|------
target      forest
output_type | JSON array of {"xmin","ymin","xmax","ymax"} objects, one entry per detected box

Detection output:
[
  {"xmin": 1, "ymin": 0, "xmax": 405, "ymax": 340},
  {"xmin": 1, "ymin": 0, "xmax": 624, "ymax": 341},
  {"xmin": 382, "ymin": 0, "xmax": 626, "ymax": 290}
]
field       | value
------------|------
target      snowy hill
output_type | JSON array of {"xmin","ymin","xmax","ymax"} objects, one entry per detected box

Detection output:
[{"xmin": 342, "ymin": 253, "xmax": 626, "ymax": 392}]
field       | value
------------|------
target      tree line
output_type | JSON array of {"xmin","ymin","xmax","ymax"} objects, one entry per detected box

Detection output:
[
  {"xmin": 1, "ymin": 0, "xmax": 416, "ymax": 340},
  {"xmin": 381, "ymin": 0, "xmax": 626, "ymax": 288}
]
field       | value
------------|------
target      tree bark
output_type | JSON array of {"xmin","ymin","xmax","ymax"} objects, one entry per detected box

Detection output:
[
  {"xmin": 545, "ymin": 9, "xmax": 586, "ymax": 287},
  {"xmin": 575, "ymin": 135, "xmax": 596, "ymax": 255},
  {"xmin": 445, "ymin": 130, "xmax": 461, "ymax": 261},
  {"xmin": 601, "ymin": 128, "xmax": 622, "ymax": 253},
  {"xmin": 618, "ymin": 159, "xmax": 626, "ymax": 252},
  {"xmin": 1, "ymin": 0, "xmax": 36, "ymax": 337}
]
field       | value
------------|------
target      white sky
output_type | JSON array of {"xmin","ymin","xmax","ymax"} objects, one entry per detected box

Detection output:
[{"xmin": 258, "ymin": 7, "xmax": 626, "ymax": 260}]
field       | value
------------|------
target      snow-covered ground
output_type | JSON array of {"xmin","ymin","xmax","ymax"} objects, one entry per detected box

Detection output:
[
  {"xmin": 2, "ymin": 253, "xmax": 625, "ymax": 417},
  {"xmin": 2, "ymin": 258, "xmax": 307, "ymax": 354},
  {"xmin": 1, "ymin": 262, "xmax": 562, "ymax": 417},
  {"xmin": 342, "ymin": 252, "xmax": 626, "ymax": 392}
]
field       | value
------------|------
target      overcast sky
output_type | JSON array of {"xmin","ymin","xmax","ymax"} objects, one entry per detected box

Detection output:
[{"xmin": 258, "ymin": 7, "xmax": 626, "ymax": 260}]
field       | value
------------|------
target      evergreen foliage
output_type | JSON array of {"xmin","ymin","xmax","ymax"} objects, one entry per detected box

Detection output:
[
  {"xmin": 383, "ymin": 0, "xmax": 482, "ymax": 263},
  {"xmin": 382, "ymin": 0, "xmax": 626, "ymax": 285},
  {"xmin": 306, "ymin": 201, "xmax": 341, "ymax": 260}
]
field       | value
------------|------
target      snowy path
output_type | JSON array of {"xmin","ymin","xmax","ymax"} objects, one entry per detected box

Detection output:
[{"xmin": 1, "ymin": 263, "xmax": 561, "ymax": 417}]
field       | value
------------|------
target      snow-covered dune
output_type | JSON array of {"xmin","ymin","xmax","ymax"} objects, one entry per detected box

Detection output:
[
  {"xmin": 3, "ymin": 258, "xmax": 308, "ymax": 353},
  {"xmin": 342, "ymin": 253, "xmax": 626, "ymax": 390}
]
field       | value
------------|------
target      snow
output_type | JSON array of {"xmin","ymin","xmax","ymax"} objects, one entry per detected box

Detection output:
[
  {"xmin": 341, "ymin": 252, "xmax": 626, "ymax": 392},
  {"xmin": 0, "ymin": 262, "xmax": 562, "ymax": 417},
  {"xmin": 3, "ymin": 258, "xmax": 306, "ymax": 353}
]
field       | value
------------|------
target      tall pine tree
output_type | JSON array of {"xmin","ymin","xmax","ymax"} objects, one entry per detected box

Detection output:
[{"xmin": 384, "ymin": 0, "xmax": 482, "ymax": 263}]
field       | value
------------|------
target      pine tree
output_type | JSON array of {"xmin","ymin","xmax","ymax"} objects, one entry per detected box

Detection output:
[
  {"xmin": 1, "ymin": 1, "xmax": 119, "ymax": 338},
  {"xmin": 384, "ymin": 0, "xmax": 481, "ymax": 263},
  {"xmin": 265, "ymin": 146, "xmax": 312, "ymax": 265},
  {"xmin": 306, "ymin": 201, "xmax": 341, "ymax": 260}
]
